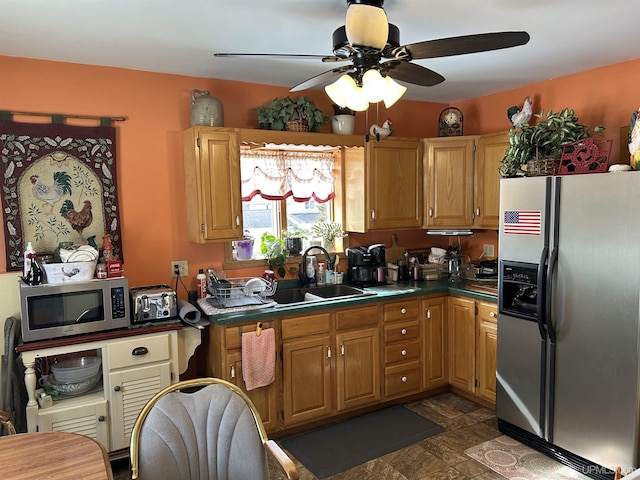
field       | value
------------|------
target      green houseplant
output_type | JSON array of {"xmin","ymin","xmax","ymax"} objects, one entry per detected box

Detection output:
[
  {"xmin": 260, "ymin": 232, "xmax": 288, "ymax": 277},
  {"xmin": 309, "ymin": 221, "xmax": 346, "ymax": 251},
  {"xmin": 500, "ymin": 108, "xmax": 605, "ymax": 177},
  {"xmin": 256, "ymin": 96, "xmax": 329, "ymax": 132}
]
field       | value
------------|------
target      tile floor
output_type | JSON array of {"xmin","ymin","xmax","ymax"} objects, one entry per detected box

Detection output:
[{"xmin": 111, "ymin": 392, "xmax": 505, "ymax": 480}]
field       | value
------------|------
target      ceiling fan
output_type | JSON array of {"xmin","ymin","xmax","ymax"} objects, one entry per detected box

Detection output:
[{"xmin": 214, "ymin": 0, "xmax": 530, "ymax": 110}]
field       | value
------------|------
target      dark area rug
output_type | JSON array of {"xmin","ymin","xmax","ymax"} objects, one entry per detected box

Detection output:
[{"xmin": 280, "ymin": 405, "xmax": 444, "ymax": 479}]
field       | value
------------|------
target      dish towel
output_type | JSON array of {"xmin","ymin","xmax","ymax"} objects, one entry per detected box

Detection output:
[{"xmin": 241, "ymin": 327, "xmax": 276, "ymax": 390}]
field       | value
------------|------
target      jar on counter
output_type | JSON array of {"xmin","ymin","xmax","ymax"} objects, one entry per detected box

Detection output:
[{"xmin": 96, "ymin": 263, "xmax": 108, "ymax": 279}]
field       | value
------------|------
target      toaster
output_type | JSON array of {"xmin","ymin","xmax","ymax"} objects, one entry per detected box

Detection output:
[{"xmin": 130, "ymin": 284, "xmax": 178, "ymax": 324}]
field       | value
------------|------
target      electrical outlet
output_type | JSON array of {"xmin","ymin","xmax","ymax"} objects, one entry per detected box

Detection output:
[
  {"xmin": 171, "ymin": 260, "xmax": 188, "ymax": 278},
  {"xmin": 482, "ymin": 244, "xmax": 495, "ymax": 258}
]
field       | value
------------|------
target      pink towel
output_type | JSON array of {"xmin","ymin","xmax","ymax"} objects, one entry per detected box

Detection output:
[{"xmin": 241, "ymin": 327, "xmax": 276, "ymax": 391}]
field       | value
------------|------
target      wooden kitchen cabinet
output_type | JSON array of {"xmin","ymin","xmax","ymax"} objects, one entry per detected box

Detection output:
[
  {"xmin": 382, "ymin": 298, "xmax": 422, "ymax": 399},
  {"xmin": 447, "ymin": 296, "xmax": 476, "ymax": 392},
  {"xmin": 344, "ymin": 137, "xmax": 423, "ymax": 232},
  {"xmin": 21, "ymin": 329, "xmax": 180, "ymax": 454},
  {"xmin": 475, "ymin": 302, "xmax": 498, "ymax": 403},
  {"xmin": 421, "ymin": 296, "xmax": 447, "ymax": 389},
  {"xmin": 183, "ymin": 126, "xmax": 243, "ymax": 242},
  {"xmin": 474, "ymin": 132, "xmax": 509, "ymax": 229},
  {"xmin": 282, "ymin": 313, "xmax": 333, "ymax": 426},
  {"xmin": 424, "ymin": 137, "xmax": 476, "ymax": 228}
]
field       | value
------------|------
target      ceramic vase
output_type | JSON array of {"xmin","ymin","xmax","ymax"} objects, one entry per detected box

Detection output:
[{"xmin": 331, "ymin": 115, "xmax": 355, "ymax": 135}]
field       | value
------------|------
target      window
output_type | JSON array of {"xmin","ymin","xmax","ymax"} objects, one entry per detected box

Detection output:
[{"xmin": 238, "ymin": 146, "xmax": 338, "ymax": 259}]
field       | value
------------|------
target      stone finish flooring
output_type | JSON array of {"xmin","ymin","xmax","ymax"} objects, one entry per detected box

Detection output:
[{"xmin": 112, "ymin": 393, "xmax": 505, "ymax": 480}]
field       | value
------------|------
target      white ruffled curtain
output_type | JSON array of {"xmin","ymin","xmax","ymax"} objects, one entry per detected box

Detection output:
[{"xmin": 240, "ymin": 147, "xmax": 335, "ymax": 203}]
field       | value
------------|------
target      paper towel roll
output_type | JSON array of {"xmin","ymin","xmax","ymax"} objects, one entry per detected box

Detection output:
[{"xmin": 178, "ymin": 299, "xmax": 208, "ymax": 329}]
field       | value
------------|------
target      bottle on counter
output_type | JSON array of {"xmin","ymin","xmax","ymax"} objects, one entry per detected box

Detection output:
[
  {"xmin": 23, "ymin": 242, "xmax": 35, "ymax": 277},
  {"xmin": 196, "ymin": 268, "xmax": 207, "ymax": 299},
  {"xmin": 317, "ymin": 263, "xmax": 326, "ymax": 286}
]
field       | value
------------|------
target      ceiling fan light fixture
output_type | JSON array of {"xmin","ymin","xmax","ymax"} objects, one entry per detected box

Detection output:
[
  {"xmin": 325, "ymin": 74, "xmax": 369, "ymax": 111},
  {"xmin": 345, "ymin": 3, "xmax": 388, "ymax": 50},
  {"xmin": 362, "ymin": 68, "xmax": 387, "ymax": 103},
  {"xmin": 382, "ymin": 76, "xmax": 407, "ymax": 108}
]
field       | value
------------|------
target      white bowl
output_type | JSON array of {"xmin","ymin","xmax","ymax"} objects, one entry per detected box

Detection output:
[
  {"xmin": 46, "ymin": 371, "xmax": 102, "ymax": 397},
  {"xmin": 243, "ymin": 277, "xmax": 266, "ymax": 296},
  {"xmin": 51, "ymin": 356, "xmax": 102, "ymax": 383}
]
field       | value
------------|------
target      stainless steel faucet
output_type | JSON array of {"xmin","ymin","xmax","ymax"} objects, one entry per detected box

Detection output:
[{"xmin": 299, "ymin": 245, "xmax": 334, "ymax": 287}]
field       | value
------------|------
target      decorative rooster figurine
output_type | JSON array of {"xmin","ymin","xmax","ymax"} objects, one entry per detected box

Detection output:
[
  {"xmin": 369, "ymin": 119, "xmax": 393, "ymax": 141},
  {"xmin": 507, "ymin": 96, "xmax": 533, "ymax": 128}
]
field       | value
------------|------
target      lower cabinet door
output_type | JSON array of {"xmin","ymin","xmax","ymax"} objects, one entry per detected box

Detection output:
[
  {"xmin": 37, "ymin": 397, "xmax": 109, "ymax": 451},
  {"xmin": 336, "ymin": 327, "xmax": 380, "ymax": 411},
  {"xmin": 109, "ymin": 362, "xmax": 172, "ymax": 451},
  {"xmin": 226, "ymin": 351, "xmax": 279, "ymax": 432},
  {"xmin": 283, "ymin": 335, "xmax": 332, "ymax": 426}
]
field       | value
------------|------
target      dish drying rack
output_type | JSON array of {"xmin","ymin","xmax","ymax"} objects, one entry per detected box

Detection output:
[{"xmin": 207, "ymin": 276, "xmax": 277, "ymax": 308}]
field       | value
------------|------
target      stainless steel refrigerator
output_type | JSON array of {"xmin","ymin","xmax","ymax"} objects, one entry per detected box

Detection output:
[{"xmin": 497, "ymin": 172, "xmax": 640, "ymax": 479}]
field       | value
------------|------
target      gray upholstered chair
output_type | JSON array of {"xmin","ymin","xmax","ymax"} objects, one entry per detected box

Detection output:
[{"xmin": 129, "ymin": 377, "xmax": 298, "ymax": 480}]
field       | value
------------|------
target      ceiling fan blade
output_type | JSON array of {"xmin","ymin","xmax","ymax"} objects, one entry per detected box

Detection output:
[
  {"xmin": 397, "ymin": 31, "xmax": 530, "ymax": 60},
  {"xmin": 382, "ymin": 61, "xmax": 445, "ymax": 87},
  {"xmin": 214, "ymin": 52, "xmax": 348, "ymax": 63},
  {"xmin": 290, "ymin": 65, "xmax": 353, "ymax": 92}
]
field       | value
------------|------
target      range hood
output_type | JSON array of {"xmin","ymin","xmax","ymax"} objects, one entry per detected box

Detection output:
[{"xmin": 426, "ymin": 230, "xmax": 474, "ymax": 236}]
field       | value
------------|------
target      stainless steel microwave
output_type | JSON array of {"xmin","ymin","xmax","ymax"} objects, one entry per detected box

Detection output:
[{"xmin": 19, "ymin": 277, "xmax": 130, "ymax": 342}]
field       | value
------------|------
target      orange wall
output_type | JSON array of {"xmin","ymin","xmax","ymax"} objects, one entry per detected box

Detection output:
[{"xmin": 2, "ymin": 55, "xmax": 639, "ymax": 290}]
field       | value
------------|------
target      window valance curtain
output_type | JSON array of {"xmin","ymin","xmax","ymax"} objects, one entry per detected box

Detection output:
[{"xmin": 240, "ymin": 147, "xmax": 335, "ymax": 203}]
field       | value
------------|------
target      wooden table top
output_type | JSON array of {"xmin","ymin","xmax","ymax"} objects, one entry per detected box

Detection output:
[{"xmin": 0, "ymin": 431, "xmax": 114, "ymax": 480}]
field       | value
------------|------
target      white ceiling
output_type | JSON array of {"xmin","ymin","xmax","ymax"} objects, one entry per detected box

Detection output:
[{"xmin": 2, "ymin": 0, "xmax": 639, "ymax": 103}]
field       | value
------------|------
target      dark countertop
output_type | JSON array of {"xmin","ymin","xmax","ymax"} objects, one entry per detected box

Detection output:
[{"xmin": 203, "ymin": 278, "xmax": 497, "ymax": 326}]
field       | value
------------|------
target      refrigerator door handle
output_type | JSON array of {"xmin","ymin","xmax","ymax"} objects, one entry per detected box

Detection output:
[{"xmin": 536, "ymin": 247, "xmax": 548, "ymax": 340}]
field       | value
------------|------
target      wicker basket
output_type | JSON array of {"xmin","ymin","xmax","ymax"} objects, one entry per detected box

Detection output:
[
  {"xmin": 525, "ymin": 156, "xmax": 560, "ymax": 176},
  {"xmin": 285, "ymin": 119, "xmax": 310, "ymax": 132}
]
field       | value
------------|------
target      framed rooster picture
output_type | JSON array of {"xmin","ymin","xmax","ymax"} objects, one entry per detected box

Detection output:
[{"xmin": 0, "ymin": 120, "xmax": 124, "ymax": 272}]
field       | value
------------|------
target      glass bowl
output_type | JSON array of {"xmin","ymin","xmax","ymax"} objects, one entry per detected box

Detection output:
[{"xmin": 50, "ymin": 356, "xmax": 101, "ymax": 383}]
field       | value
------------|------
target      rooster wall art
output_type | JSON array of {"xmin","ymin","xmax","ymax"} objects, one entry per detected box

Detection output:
[
  {"xmin": 30, "ymin": 171, "xmax": 72, "ymax": 211},
  {"xmin": 60, "ymin": 199, "xmax": 93, "ymax": 238}
]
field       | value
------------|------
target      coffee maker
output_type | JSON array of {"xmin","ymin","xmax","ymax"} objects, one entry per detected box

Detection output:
[{"xmin": 346, "ymin": 244, "xmax": 386, "ymax": 286}]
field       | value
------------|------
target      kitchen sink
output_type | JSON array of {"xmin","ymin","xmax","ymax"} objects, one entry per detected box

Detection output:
[{"xmin": 269, "ymin": 284, "xmax": 375, "ymax": 307}]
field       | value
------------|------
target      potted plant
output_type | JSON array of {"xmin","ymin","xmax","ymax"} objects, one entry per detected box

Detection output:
[
  {"xmin": 499, "ymin": 108, "xmax": 605, "ymax": 177},
  {"xmin": 256, "ymin": 96, "xmax": 329, "ymax": 132},
  {"xmin": 282, "ymin": 228, "xmax": 307, "ymax": 255},
  {"xmin": 309, "ymin": 221, "xmax": 346, "ymax": 251},
  {"xmin": 259, "ymin": 232, "xmax": 289, "ymax": 278}
]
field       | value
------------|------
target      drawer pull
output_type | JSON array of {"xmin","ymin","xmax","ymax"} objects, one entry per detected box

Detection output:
[
  {"xmin": 401, "ymin": 376, "xmax": 408, "ymax": 383},
  {"xmin": 132, "ymin": 346, "xmax": 149, "ymax": 356},
  {"xmin": 400, "ymin": 308, "xmax": 407, "ymax": 314},
  {"xmin": 426, "ymin": 308, "xmax": 431, "ymax": 319},
  {"xmin": 327, "ymin": 346, "xmax": 331, "ymax": 359},
  {"xmin": 98, "ymin": 416, "xmax": 105, "ymax": 422},
  {"xmin": 114, "ymin": 386, "xmax": 121, "ymax": 392},
  {"xmin": 401, "ymin": 349, "xmax": 407, "ymax": 356},
  {"xmin": 490, "ymin": 311, "xmax": 496, "ymax": 318},
  {"xmin": 401, "ymin": 328, "xmax": 407, "ymax": 335}
]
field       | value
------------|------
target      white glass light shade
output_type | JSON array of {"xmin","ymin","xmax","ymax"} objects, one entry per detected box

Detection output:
[
  {"xmin": 362, "ymin": 69, "xmax": 388, "ymax": 103},
  {"xmin": 325, "ymin": 75, "xmax": 358, "ymax": 107},
  {"xmin": 383, "ymin": 76, "xmax": 407, "ymax": 108},
  {"xmin": 345, "ymin": 3, "xmax": 388, "ymax": 50},
  {"xmin": 325, "ymin": 75, "xmax": 369, "ymax": 111}
]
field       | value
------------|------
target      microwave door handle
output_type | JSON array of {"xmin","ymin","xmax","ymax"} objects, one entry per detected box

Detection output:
[{"xmin": 75, "ymin": 309, "xmax": 91, "ymax": 323}]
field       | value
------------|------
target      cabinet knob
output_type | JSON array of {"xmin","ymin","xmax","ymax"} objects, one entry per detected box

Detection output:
[
  {"xmin": 426, "ymin": 308, "xmax": 431, "ymax": 319},
  {"xmin": 371, "ymin": 210, "xmax": 375, "ymax": 220},
  {"xmin": 401, "ymin": 349, "xmax": 407, "ymax": 356},
  {"xmin": 132, "ymin": 346, "xmax": 148, "ymax": 356},
  {"xmin": 401, "ymin": 328, "xmax": 407, "ymax": 335},
  {"xmin": 490, "ymin": 311, "xmax": 496, "ymax": 318},
  {"xmin": 98, "ymin": 416, "xmax": 105, "ymax": 422},
  {"xmin": 401, "ymin": 376, "xmax": 408, "ymax": 383},
  {"xmin": 236, "ymin": 216, "xmax": 240, "ymax": 226},
  {"xmin": 114, "ymin": 386, "xmax": 121, "ymax": 392},
  {"xmin": 476, "ymin": 208, "xmax": 481, "ymax": 216},
  {"xmin": 429, "ymin": 208, "xmax": 433, "ymax": 217},
  {"xmin": 400, "ymin": 308, "xmax": 406, "ymax": 314}
]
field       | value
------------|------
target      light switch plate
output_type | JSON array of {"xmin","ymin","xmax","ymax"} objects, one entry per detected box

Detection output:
[{"xmin": 483, "ymin": 244, "xmax": 495, "ymax": 258}]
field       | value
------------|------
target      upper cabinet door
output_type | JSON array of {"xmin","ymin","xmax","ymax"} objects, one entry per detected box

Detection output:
[
  {"xmin": 366, "ymin": 138, "xmax": 424, "ymax": 231},
  {"xmin": 474, "ymin": 132, "xmax": 509, "ymax": 230},
  {"xmin": 424, "ymin": 137, "xmax": 475, "ymax": 228},
  {"xmin": 183, "ymin": 127, "xmax": 243, "ymax": 242}
]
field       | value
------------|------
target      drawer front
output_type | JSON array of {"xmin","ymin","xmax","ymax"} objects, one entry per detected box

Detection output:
[
  {"xmin": 383, "ymin": 320, "xmax": 419, "ymax": 343},
  {"xmin": 281, "ymin": 313, "xmax": 331, "ymax": 340},
  {"xmin": 384, "ymin": 361, "xmax": 421, "ymax": 398},
  {"xmin": 383, "ymin": 299, "xmax": 420, "ymax": 323},
  {"xmin": 107, "ymin": 334, "xmax": 170, "ymax": 370},
  {"xmin": 335, "ymin": 305, "xmax": 379, "ymax": 331},
  {"xmin": 477, "ymin": 302, "xmax": 498, "ymax": 323},
  {"xmin": 225, "ymin": 322, "xmax": 274, "ymax": 350},
  {"xmin": 384, "ymin": 339, "xmax": 420, "ymax": 365}
]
